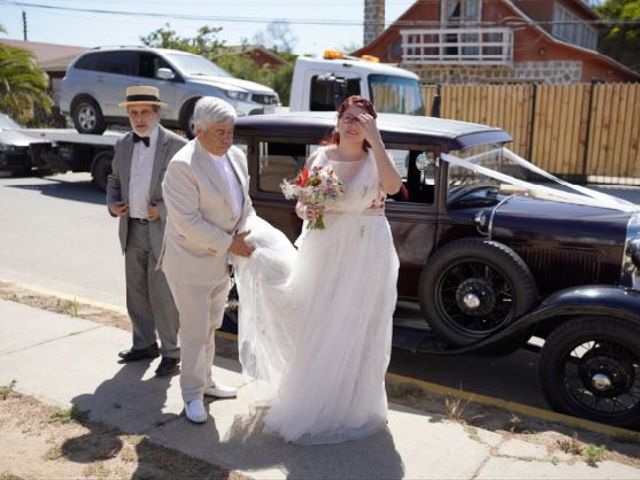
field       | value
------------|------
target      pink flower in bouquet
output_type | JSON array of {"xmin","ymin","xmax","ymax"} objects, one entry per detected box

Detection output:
[{"xmin": 281, "ymin": 165, "xmax": 344, "ymax": 229}]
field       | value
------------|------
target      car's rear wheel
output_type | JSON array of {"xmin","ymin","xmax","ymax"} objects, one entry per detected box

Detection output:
[
  {"xmin": 91, "ymin": 150, "xmax": 113, "ymax": 191},
  {"xmin": 418, "ymin": 238, "xmax": 538, "ymax": 347},
  {"xmin": 179, "ymin": 99, "xmax": 198, "ymax": 139},
  {"xmin": 539, "ymin": 316, "xmax": 640, "ymax": 429},
  {"xmin": 72, "ymin": 97, "xmax": 106, "ymax": 134}
]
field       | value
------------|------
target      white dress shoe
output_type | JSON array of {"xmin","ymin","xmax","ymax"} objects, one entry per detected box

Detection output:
[
  {"xmin": 184, "ymin": 399, "xmax": 207, "ymax": 424},
  {"xmin": 204, "ymin": 383, "xmax": 237, "ymax": 398}
]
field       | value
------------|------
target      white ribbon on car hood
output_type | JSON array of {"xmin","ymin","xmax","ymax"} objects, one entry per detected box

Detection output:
[{"xmin": 441, "ymin": 148, "xmax": 640, "ymax": 213}]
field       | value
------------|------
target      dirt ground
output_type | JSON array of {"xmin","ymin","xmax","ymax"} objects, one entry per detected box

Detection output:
[{"xmin": 1, "ymin": 280, "xmax": 639, "ymax": 478}]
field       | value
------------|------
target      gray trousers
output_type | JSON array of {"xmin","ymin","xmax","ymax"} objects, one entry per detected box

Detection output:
[{"xmin": 125, "ymin": 221, "xmax": 179, "ymax": 359}]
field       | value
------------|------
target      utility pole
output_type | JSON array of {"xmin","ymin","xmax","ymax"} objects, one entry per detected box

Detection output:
[{"xmin": 22, "ymin": 11, "xmax": 28, "ymax": 41}]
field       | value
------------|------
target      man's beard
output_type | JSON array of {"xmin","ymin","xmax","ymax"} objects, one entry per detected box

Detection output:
[{"xmin": 132, "ymin": 119, "xmax": 158, "ymax": 137}]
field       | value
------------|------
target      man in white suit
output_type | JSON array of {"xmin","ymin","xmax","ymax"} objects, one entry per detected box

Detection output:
[{"xmin": 161, "ymin": 97, "xmax": 254, "ymax": 424}]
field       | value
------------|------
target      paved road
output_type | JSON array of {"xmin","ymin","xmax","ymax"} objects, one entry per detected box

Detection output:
[
  {"xmin": 0, "ymin": 171, "xmax": 125, "ymax": 306},
  {"xmin": 2, "ymin": 171, "xmax": 639, "ymax": 413}
]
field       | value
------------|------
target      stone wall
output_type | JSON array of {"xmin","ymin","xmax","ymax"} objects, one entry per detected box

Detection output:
[{"xmin": 406, "ymin": 61, "xmax": 582, "ymax": 84}]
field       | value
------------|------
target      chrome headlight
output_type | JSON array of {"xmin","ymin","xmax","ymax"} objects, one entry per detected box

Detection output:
[
  {"xmin": 622, "ymin": 212, "xmax": 640, "ymax": 289},
  {"xmin": 225, "ymin": 90, "xmax": 250, "ymax": 102},
  {"xmin": 627, "ymin": 238, "xmax": 640, "ymax": 269}
]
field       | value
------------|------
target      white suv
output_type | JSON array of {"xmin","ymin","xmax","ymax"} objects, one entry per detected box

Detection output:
[{"xmin": 59, "ymin": 46, "xmax": 280, "ymax": 137}]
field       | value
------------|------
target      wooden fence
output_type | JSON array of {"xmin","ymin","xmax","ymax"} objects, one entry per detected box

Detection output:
[{"xmin": 421, "ymin": 83, "xmax": 640, "ymax": 184}]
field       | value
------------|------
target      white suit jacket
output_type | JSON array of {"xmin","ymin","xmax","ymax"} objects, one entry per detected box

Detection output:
[{"xmin": 160, "ymin": 140, "xmax": 254, "ymax": 286}]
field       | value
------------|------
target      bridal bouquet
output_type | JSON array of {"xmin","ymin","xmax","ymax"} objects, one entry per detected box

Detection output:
[{"xmin": 281, "ymin": 165, "xmax": 344, "ymax": 230}]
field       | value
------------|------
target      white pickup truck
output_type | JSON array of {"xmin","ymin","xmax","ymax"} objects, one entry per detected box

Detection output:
[{"xmin": 288, "ymin": 50, "xmax": 426, "ymax": 115}]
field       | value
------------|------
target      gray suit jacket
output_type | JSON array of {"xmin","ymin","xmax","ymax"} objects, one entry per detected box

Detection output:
[
  {"xmin": 160, "ymin": 140, "xmax": 255, "ymax": 286},
  {"xmin": 106, "ymin": 125, "xmax": 187, "ymax": 257}
]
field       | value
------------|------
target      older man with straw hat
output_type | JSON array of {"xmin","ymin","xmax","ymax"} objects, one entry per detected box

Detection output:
[{"xmin": 106, "ymin": 85, "xmax": 186, "ymax": 377}]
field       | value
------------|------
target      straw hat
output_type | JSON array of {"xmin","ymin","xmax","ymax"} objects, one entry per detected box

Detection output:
[{"xmin": 118, "ymin": 85, "xmax": 168, "ymax": 108}]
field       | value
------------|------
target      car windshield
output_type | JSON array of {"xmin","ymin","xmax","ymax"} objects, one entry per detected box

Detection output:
[
  {"xmin": 445, "ymin": 145, "xmax": 638, "ymax": 212},
  {"xmin": 163, "ymin": 53, "xmax": 231, "ymax": 77},
  {"xmin": 0, "ymin": 113, "xmax": 22, "ymax": 129},
  {"xmin": 368, "ymin": 74, "xmax": 425, "ymax": 115}
]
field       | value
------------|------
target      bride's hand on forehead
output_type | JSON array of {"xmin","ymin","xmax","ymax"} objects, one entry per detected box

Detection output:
[{"xmin": 357, "ymin": 113, "xmax": 382, "ymax": 144}]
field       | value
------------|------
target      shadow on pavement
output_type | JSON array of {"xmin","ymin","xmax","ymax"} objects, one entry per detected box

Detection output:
[{"xmin": 9, "ymin": 177, "xmax": 105, "ymax": 205}]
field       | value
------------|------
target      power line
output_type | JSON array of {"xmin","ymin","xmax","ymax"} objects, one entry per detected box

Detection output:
[{"xmin": 8, "ymin": 1, "xmax": 640, "ymax": 28}]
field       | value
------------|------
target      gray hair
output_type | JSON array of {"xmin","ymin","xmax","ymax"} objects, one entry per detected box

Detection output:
[{"xmin": 193, "ymin": 96, "xmax": 237, "ymax": 129}]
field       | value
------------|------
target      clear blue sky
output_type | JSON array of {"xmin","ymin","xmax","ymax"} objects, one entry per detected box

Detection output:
[{"xmin": 0, "ymin": 0, "xmax": 417, "ymax": 55}]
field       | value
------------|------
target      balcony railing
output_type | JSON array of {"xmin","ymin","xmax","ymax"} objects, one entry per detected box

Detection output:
[{"xmin": 400, "ymin": 27, "xmax": 513, "ymax": 65}]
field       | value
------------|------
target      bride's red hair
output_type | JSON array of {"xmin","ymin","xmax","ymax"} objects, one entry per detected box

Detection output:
[{"xmin": 321, "ymin": 95, "xmax": 377, "ymax": 151}]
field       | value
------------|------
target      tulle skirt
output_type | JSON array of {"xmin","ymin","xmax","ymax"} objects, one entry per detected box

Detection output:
[{"xmin": 234, "ymin": 212, "xmax": 399, "ymax": 445}]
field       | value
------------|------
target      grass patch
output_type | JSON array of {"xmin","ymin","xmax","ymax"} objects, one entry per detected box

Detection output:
[
  {"xmin": 0, "ymin": 380, "xmax": 17, "ymax": 400},
  {"xmin": 556, "ymin": 433, "xmax": 583, "ymax": 456},
  {"xmin": 386, "ymin": 381, "xmax": 424, "ymax": 399},
  {"xmin": 49, "ymin": 405, "xmax": 89, "ymax": 424},
  {"xmin": 584, "ymin": 443, "xmax": 607, "ymax": 466},
  {"xmin": 59, "ymin": 297, "xmax": 80, "ymax": 317},
  {"xmin": 0, "ymin": 473, "xmax": 26, "ymax": 480},
  {"xmin": 445, "ymin": 395, "xmax": 469, "ymax": 422},
  {"xmin": 42, "ymin": 445, "xmax": 63, "ymax": 461}
]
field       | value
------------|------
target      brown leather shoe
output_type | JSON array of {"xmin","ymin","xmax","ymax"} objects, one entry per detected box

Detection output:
[
  {"xmin": 118, "ymin": 343, "xmax": 159, "ymax": 363},
  {"xmin": 155, "ymin": 356, "xmax": 180, "ymax": 376}
]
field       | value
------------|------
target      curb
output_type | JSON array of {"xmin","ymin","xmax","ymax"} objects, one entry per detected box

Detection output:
[{"xmin": 3, "ymin": 278, "xmax": 640, "ymax": 442}]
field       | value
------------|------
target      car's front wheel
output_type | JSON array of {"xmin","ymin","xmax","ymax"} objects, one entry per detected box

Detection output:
[
  {"xmin": 418, "ymin": 238, "xmax": 538, "ymax": 347},
  {"xmin": 539, "ymin": 316, "xmax": 640, "ymax": 429},
  {"xmin": 72, "ymin": 97, "xmax": 106, "ymax": 134}
]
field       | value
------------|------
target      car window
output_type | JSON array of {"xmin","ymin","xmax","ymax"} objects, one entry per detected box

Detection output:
[
  {"xmin": 310, "ymin": 76, "xmax": 360, "ymax": 111},
  {"xmin": 162, "ymin": 53, "xmax": 231, "ymax": 77},
  {"xmin": 139, "ymin": 53, "xmax": 173, "ymax": 79},
  {"xmin": 257, "ymin": 141, "xmax": 312, "ymax": 193},
  {"xmin": 74, "ymin": 52, "xmax": 101, "ymax": 71},
  {"xmin": 77, "ymin": 51, "xmax": 138, "ymax": 76},
  {"xmin": 368, "ymin": 74, "xmax": 425, "ymax": 115}
]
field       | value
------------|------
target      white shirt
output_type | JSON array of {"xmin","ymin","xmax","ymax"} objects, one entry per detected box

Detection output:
[
  {"xmin": 209, "ymin": 151, "xmax": 244, "ymax": 218},
  {"xmin": 128, "ymin": 125, "xmax": 159, "ymax": 219}
]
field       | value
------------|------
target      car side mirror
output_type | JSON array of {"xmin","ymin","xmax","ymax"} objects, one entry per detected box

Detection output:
[
  {"xmin": 156, "ymin": 68, "xmax": 175, "ymax": 81},
  {"xmin": 415, "ymin": 152, "xmax": 436, "ymax": 185}
]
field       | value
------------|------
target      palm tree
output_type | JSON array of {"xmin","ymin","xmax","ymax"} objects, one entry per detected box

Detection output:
[{"xmin": 0, "ymin": 25, "xmax": 53, "ymax": 125}]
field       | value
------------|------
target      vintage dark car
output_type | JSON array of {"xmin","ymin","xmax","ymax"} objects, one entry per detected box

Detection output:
[{"xmin": 233, "ymin": 111, "xmax": 640, "ymax": 430}]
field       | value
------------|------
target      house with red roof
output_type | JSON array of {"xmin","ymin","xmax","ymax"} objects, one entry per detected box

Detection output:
[{"xmin": 356, "ymin": 0, "xmax": 638, "ymax": 84}]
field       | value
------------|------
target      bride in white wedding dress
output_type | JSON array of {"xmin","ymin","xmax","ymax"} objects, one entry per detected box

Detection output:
[{"xmin": 233, "ymin": 96, "xmax": 402, "ymax": 445}]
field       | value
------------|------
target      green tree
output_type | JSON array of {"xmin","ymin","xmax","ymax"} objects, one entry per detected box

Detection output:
[
  {"xmin": 140, "ymin": 23, "xmax": 226, "ymax": 57},
  {"xmin": 596, "ymin": 0, "xmax": 640, "ymax": 72},
  {"xmin": 141, "ymin": 24, "xmax": 296, "ymax": 106},
  {"xmin": 0, "ymin": 37, "xmax": 53, "ymax": 125}
]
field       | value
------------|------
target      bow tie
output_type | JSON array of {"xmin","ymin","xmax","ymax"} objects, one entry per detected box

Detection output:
[{"xmin": 132, "ymin": 133, "xmax": 150, "ymax": 147}]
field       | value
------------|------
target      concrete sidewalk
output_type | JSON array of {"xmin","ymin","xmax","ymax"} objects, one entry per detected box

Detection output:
[{"xmin": 1, "ymin": 298, "xmax": 639, "ymax": 480}]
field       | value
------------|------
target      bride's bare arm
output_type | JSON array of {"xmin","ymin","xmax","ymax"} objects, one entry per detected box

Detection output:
[{"xmin": 357, "ymin": 113, "xmax": 402, "ymax": 194}]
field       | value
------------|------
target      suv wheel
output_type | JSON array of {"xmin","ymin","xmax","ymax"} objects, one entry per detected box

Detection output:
[
  {"xmin": 72, "ymin": 97, "xmax": 106, "ymax": 134},
  {"xmin": 179, "ymin": 99, "xmax": 198, "ymax": 139}
]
